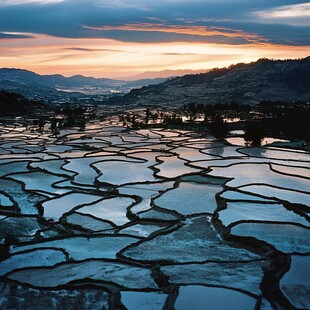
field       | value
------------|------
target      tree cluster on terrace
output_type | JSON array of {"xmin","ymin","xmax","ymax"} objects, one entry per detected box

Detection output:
[
  {"xmin": 182, "ymin": 102, "xmax": 251, "ymax": 123},
  {"xmin": 55, "ymin": 105, "xmax": 88, "ymax": 129},
  {"xmin": 257, "ymin": 100, "xmax": 310, "ymax": 141}
]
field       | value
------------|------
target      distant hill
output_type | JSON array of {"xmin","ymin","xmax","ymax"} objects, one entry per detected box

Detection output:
[
  {"xmin": 109, "ymin": 57, "xmax": 310, "ymax": 106},
  {"xmin": 0, "ymin": 68, "xmax": 169, "ymax": 99},
  {"xmin": 121, "ymin": 69, "xmax": 208, "ymax": 81},
  {"xmin": 123, "ymin": 78, "xmax": 167, "ymax": 89}
]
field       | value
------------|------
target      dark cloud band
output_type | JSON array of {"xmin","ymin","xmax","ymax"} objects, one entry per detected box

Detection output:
[{"xmin": 0, "ymin": 0, "xmax": 309, "ymax": 46}]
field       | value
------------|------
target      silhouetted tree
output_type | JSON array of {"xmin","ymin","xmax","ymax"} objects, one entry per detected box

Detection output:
[
  {"xmin": 50, "ymin": 118, "xmax": 59, "ymax": 136},
  {"xmin": 151, "ymin": 113, "xmax": 158, "ymax": 123},
  {"xmin": 244, "ymin": 122, "xmax": 265, "ymax": 146},
  {"xmin": 145, "ymin": 108, "xmax": 151, "ymax": 124},
  {"xmin": 208, "ymin": 115, "xmax": 228, "ymax": 140},
  {"xmin": 38, "ymin": 118, "xmax": 45, "ymax": 132}
]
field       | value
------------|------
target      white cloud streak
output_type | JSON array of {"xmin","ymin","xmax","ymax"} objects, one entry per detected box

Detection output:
[
  {"xmin": 94, "ymin": 0, "xmax": 151, "ymax": 11},
  {"xmin": 0, "ymin": 0, "xmax": 64, "ymax": 6},
  {"xmin": 254, "ymin": 3, "xmax": 310, "ymax": 26}
]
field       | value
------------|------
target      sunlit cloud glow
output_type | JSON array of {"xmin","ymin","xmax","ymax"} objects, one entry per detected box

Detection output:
[
  {"xmin": 83, "ymin": 23, "xmax": 266, "ymax": 44},
  {"xmin": 84, "ymin": 23, "xmax": 254, "ymax": 39},
  {"xmin": 0, "ymin": 33, "xmax": 309, "ymax": 78}
]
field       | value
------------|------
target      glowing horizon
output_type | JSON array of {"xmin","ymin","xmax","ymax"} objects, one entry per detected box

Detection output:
[{"xmin": 0, "ymin": 0, "xmax": 309, "ymax": 78}]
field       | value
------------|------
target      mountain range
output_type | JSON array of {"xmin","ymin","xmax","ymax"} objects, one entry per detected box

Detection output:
[
  {"xmin": 0, "ymin": 68, "xmax": 167, "ymax": 99},
  {"xmin": 110, "ymin": 57, "xmax": 310, "ymax": 106},
  {"xmin": 1, "ymin": 57, "xmax": 309, "ymax": 105}
]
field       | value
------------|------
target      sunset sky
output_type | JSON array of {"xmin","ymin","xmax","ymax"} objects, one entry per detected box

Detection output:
[{"xmin": 0, "ymin": 0, "xmax": 309, "ymax": 78}]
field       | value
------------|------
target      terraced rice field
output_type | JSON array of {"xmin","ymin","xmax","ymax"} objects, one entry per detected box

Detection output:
[{"xmin": 0, "ymin": 116, "xmax": 309, "ymax": 309}]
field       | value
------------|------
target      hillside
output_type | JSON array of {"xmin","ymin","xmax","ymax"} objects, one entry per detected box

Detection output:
[
  {"xmin": 110, "ymin": 57, "xmax": 310, "ymax": 106},
  {"xmin": 0, "ymin": 91, "xmax": 45, "ymax": 115}
]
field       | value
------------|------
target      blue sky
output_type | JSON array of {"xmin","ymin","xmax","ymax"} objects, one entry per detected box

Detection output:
[{"xmin": 0, "ymin": 0, "xmax": 309, "ymax": 77}]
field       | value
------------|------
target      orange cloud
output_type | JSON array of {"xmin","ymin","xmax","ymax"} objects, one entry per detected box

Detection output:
[{"xmin": 83, "ymin": 23, "xmax": 264, "ymax": 44}]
